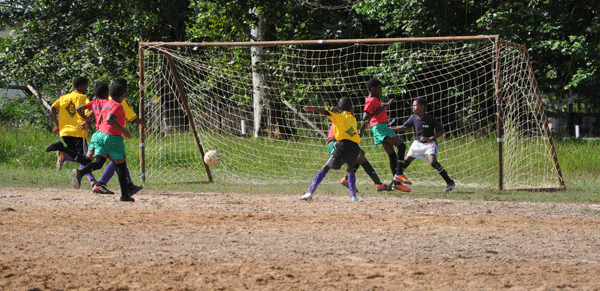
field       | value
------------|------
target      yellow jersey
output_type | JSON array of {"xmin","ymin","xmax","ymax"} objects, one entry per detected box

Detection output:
[
  {"xmin": 109, "ymin": 96, "xmax": 137, "ymax": 125},
  {"xmin": 326, "ymin": 110, "xmax": 360, "ymax": 145},
  {"xmin": 52, "ymin": 90, "xmax": 89, "ymax": 138}
]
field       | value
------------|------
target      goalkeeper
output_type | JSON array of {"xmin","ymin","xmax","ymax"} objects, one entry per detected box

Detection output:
[
  {"xmin": 300, "ymin": 97, "xmax": 362, "ymax": 202},
  {"xmin": 392, "ymin": 97, "xmax": 455, "ymax": 192}
]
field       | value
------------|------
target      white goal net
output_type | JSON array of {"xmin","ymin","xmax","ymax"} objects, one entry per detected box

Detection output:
[{"xmin": 138, "ymin": 36, "xmax": 564, "ymax": 190}]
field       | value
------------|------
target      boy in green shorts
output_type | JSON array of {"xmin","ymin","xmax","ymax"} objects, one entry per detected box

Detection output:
[
  {"xmin": 362, "ymin": 78, "xmax": 411, "ymax": 192},
  {"xmin": 73, "ymin": 83, "xmax": 133, "ymax": 202}
]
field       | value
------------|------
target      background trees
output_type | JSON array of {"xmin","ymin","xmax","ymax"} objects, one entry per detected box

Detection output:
[{"xmin": 1, "ymin": 0, "xmax": 598, "ymax": 134}]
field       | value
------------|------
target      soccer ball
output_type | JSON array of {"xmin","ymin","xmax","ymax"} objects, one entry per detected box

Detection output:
[{"xmin": 204, "ymin": 150, "xmax": 221, "ymax": 167}]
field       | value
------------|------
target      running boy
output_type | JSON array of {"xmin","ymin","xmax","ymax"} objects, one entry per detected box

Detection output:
[
  {"xmin": 362, "ymin": 78, "xmax": 411, "ymax": 192},
  {"xmin": 45, "ymin": 76, "xmax": 96, "ymax": 187},
  {"xmin": 392, "ymin": 97, "xmax": 455, "ymax": 192},
  {"xmin": 89, "ymin": 78, "xmax": 143, "ymax": 196},
  {"xmin": 300, "ymin": 97, "xmax": 362, "ymax": 202},
  {"xmin": 73, "ymin": 83, "xmax": 134, "ymax": 202}
]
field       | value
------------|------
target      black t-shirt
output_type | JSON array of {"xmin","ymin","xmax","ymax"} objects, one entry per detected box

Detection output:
[{"xmin": 403, "ymin": 114, "xmax": 443, "ymax": 141}]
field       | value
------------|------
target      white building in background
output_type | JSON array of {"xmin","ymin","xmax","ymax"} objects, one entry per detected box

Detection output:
[{"xmin": 1, "ymin": 23, "xmax": 27, "ymax": 100}]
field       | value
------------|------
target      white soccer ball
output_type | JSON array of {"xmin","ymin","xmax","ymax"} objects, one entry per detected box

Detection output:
[{"xmin": 204, "ymin": 150, "xmax": 221, "ymax": 167}]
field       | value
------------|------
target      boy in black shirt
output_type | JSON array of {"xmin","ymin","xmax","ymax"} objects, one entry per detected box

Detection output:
[{"xmin": 393, "ymin": 97, "xmax": 455, "ymax": 192}]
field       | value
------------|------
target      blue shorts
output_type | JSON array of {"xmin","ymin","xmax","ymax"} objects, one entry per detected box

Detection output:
[
  {"xmin": 371, "ymin": 123, "xmax": 397, "ymax": 145},
  {"xmin": 89, "ymin": 131, "xmax": 126, "ymax": 160}
]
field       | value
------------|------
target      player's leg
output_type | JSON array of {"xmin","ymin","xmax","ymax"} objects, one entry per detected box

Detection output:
[
  {"xmin": 112, "ymin": 158, "xmax": 133, "ymax": 202},
  {"xmin": 46, "ymin": 138, "xmax": 92, "ymax": 165},
  {"xmin": 64, "ymin": 136, "xmax": 96, "ymax": 186},
  {"xmin": 95, "ymin": 162, "xmax": 143, "ymax": 195},
  {"xmin": 72, "ymin": 155, "xmax": 106, "ymax": 189},
  {"xmin": 300, "ymin": 164, "xmax": 331, "ymax": 200},
  {"xmin": 388, "ymin": 135, "xmax": 411, "ymax": 185},
  {"xmin": 427, "ymin": 154, "xmax": 454, "ymax": 192}
]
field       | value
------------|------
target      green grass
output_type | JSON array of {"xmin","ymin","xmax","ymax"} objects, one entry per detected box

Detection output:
[{"xmin": 1, "ymin": 124, "xmax": 600, "ymax": 203}]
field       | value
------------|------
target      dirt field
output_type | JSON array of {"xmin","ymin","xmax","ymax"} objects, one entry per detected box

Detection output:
[{"xmin": 1, "ymin": 187, "xmax": 600, "ymax": 290}]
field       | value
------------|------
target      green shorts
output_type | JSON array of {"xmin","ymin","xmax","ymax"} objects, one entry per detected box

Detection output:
[
  {"xmin": 371, "ymin": 123, "xmax": 397, "ymax": 145},
  {"xmin": 89, "ymin": 131, "xmax": 126, "ymax": 160},
  {"xmin": 327, "ymin": 141, "xmax": 336, "ymax": 155}
]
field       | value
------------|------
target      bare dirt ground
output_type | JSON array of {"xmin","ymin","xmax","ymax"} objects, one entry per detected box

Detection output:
[{"xmin": 1, "ymin": 187, "xmax": 600, "ymax": 290}]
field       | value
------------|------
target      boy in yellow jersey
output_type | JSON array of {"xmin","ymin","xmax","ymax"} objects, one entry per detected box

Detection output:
[
  {"xmin": 44, "ymin": 76, "xmax": 96, "ymax": 188},
  {"xmin": 300, "ymin": 97, "xmax": 362, "ymax": 202},
  {"xmin": 92, "ymin": 78, "xmax": 145, "ymax": 195}
]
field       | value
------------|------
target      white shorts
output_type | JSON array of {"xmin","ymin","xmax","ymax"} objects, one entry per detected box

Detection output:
[{"xmin": 406, "ymin": 140, "xmax": 439, "ymax": 160}]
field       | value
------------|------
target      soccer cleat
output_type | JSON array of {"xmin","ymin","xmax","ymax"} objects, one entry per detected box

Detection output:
[
  {"xmin": 71, "ymin": 169, "xmax": 82, "ymax": 189},
  {"xmin": 56, "ymin": 152, "xmax": 65, "ymax": 171},
  {"xmin": 93, "ymin": 184, "xmax": 115, "ymax": 195},
  {"xmin": 127, "ymin": 184, "xmax": 143, "ymax": 196},
  {"xmin": 392, "ymin": 183, "xmax": 411, "ymax": 192},
  {"xmin": 45, "ymin": 140, "xmax": 64, "ymax": 152},
  {"xmin": 340, "ymin": 178, "xmax": 349, "ymax": 188},
  {"xmin": 444, "ymin": 180, "xmax": 456, "ymax": 192},
  {"xmin": 299, "ymin": 192, "xmax": 313, "ymax": 200},
  {"xmin": 393, "ymin": 174, "xmax": 412, "ymax": 185},
  {"xmin": 350, "ymin": 195, "xmax": 358, "ymax": 202},
  {"xmin": 376, "ymin": 184, "xmax": 393, "ymax": 191},
  {"xmin": 119, "ymin": 195, "xmax": 135, "ymax": 202}
]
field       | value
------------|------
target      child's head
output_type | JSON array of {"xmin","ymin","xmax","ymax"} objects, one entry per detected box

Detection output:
[
  {"xmin": 338, "ymin": 97, "xmax": 353, "ymax": 113},
  {"xmin": 412, "ymin": 97, "xmax": 427, "ymax": 114},
  {"xmin": 73, "ymin": 76, "xmax": 89, "ymax": 93},
  {"xmin": 366, "ymin": 78, "xmax": 383, "ymax": 97},
  {"xmin": 93, "ymin": 82, "xmax": 109, "ymax": 99},
  {"xmin": 113, "ymin": 77, "xmax": 127, "ymax": 89},
  {"xmin": 109, "ymin": 83, "xmax": 127, "ymax": 103}
]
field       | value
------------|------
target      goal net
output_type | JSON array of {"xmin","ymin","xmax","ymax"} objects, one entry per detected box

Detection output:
[{"xmin": 138, "ymin": 36, "xmax": 564, "ymax": 190}]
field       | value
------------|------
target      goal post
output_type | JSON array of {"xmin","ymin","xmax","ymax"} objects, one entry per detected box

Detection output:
[{"xmin": 138, "ymin": 35, "xmax": 565, "ymax": 190}]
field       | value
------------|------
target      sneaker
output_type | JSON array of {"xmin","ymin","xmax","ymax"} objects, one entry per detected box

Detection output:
[
  {"xmin": 299, "ymin": 192, "xmax": 313, "ymax": 200},
  {"xmin": 127, "ymin": 184, "xmax": 143, "ymax": 196},
  {"xmin": 350, "ymin": 195, "xmax": 358, "ymax": 202},
  {"xmin": 393, "ymin": 174, "xmax": 412, "ymax": 185},
  {"xmin": 376, "ymin": 184, "xmax": 393, "ymax": 192},
  {"xmin": 119, "ymin": 195, "xmax": 135, "ymax": 202},
  {"xmin": 45, "ymin": 140, "xmax": 64, "ymax": 152},
  {"xmin": 93, "ymin": 184, "xmax": 115, "ymax": 195},
  {"xmin": 71, "ymin": 169, "xmax": 82, "ymax": 189},
  {"xmin": 392, "ymin": 183, "xmax": 411, "ymax": 192},
  {"xmin": 56, "ymin": 152, "xmax": 65, "ymax": 171},
  {"xmin": 340, "ymin": 178, "xmax": 349, "ymax": 188},
  {"xmin": 444, "ymin": 181, "xmax": 456, "ymax": 192}
]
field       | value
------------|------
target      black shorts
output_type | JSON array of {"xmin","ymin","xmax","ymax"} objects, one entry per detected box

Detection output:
[
  {"xmin": 62, "ymin": 136, "xmax": 88, "ymax": 155},
  {"xmin": 326, "ymin": 139, "xmax": 360, "ymax": 170}
]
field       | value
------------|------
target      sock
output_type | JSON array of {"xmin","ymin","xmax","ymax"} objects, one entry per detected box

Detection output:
[
  {"xmin": 345, "ymin": 163, "xmax": 361, "ymax": 181},
  {"xmin": 432, "ymin": 162, "xmax": 453, "ymax": 184},
  {"xmin": 360, "ymin": 161, "xmax": 382, "ymax": 185},
  {"xmin": 80, "ymin": 156, "xmax": 106, "ymax": 176},
  {"xmin": 59, "ymin": 146, "xmax": 91, "ymax": 165},
  {"xmin": 115, "ymin": 162, "xmax": 129, "ymax": 198},
  {"xmin": 347, "ymin": 172, "xmax": 357, "ymax": 196},
  {"xmin": 388, "ymin": 152, "xmax": 398, "ymax": 177},
  {"xmin": 80, "ymin": 163, "xmax": 96, "ymax": 184},
  {"xmin": 62, "ymin": 152, "xmax": 76, "ymax": 163},
  {"xmin": 99, "ymin": 162, "xmax": 133, "ymax": 186},
  {"xmin": 396, "ymin": 143, "xmax": 406, "ymax": 175},
  {"xmin": 308, "ymin": 169, "xmax": 327, "ymax": 193}
]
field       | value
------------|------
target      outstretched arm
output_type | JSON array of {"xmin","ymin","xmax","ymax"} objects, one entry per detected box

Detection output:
[
  {"xmin": 391, "ymin": 125, "xmax": 410, "ymax": 133},
  {"xmin": 363, "ymin": 99, "xmax": 394, "ymax": 121},
  {"xmin": 303, "ymin": 106, "xmax": 331, "ymax": 116}
]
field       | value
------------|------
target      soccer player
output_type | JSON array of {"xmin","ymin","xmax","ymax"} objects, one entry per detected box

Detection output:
[
  {"xmin": 45, "ymin": 76, "xmax": 96, "ymax": 188},
  {"xmin": 392, "ymin": 97, "xmax": 456, "ymax": 192},
  {"xmin": 300, "ymin": 97, "xmax": 362, "ymax": 202},
  {"xmin": 73, "ymin": 83, "xmax": 134, "ymax": 202},
  {"xmin": 362, "ymin": 78, "xmax": 411, "ymax": 192},
  {"xmin": 92, "ymin": 77, "xmax": 144, "ymax": 196},
  {"xmin": 326, "ymin": 122, "xmax": 392, "ymax": 192}
]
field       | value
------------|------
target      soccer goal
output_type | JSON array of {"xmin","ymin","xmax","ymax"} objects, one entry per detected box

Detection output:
[{"xmin": 138, "ymin": 35, "xmax": 565, "ymax": 191}]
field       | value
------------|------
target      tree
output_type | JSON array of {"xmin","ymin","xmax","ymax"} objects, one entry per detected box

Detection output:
[{"xmin": 0, "ymin": 0, "xmax": 192, "ymax": 117}]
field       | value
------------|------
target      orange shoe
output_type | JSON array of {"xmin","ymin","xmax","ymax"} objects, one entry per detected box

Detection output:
[
  {"xmin": 392, "ymin": 183, "xmax": 411, "ymax": 192},
  {"xmin": 393, "ymin": 174, "xmax": 412, "ymax": 185},
  {"xmin": 340, "ymin": 178, "xmax": 349, "ymax": 188}
]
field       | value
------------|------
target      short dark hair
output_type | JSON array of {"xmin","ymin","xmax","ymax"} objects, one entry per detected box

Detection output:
[
  {"xmin": 93, "ymin": 82, "xmax": 109, "ymax": 99},
  {"xmin": 415, "ymin": 97, "xmax": 427, "ymax": 107},
  {"xmin": 367, "ymin": 78, "xmax": 382, "ymax": 91},
  {"xmin": 109, "ymin": 83, "xmax": 126, "ymax": 100},
  {"xmin": 338, "ymin": 97, "xmax": 353, "ymax": 112},
  {"xmin": 113, "ymin": 77, "xmax": 127, "ymax": 89},
  {"xmin": 73, "ymin": 76, "xmax": 88, "ymax": 89}
]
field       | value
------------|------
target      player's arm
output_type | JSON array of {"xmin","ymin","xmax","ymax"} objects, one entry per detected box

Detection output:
[
  {"xmin": 362, "ymin": 99, "xmax": 394, "ymax": 121},
  {"xmin": 129, "ymin": 116, "xmax": 147, "ymax": 131},
  {"xmin": 51, "ymin": 106, "xmax": 60, "ymax": 134},
  {"xmin": 303, "ymin": 106, "xmax": 331, "ymax": 116},
  {"xmin": 107, "ymin": 114, "xmax": 131, "ymax": 139},
  {"xmin": 358, "ymin": 122, "xmax": 369, "ymax": 137},
  {"xmin": 391, "ymin": 125, "xmax": 410, "ymax": 133},
  {"xmin": 422, "ymin": 128, "xmax": 445, "ymax": 142}
]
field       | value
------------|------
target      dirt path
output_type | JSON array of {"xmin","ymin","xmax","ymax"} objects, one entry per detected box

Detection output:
[{"xmin": 2, "ymin": 187, "xmax": 600, "ymax": 290}]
